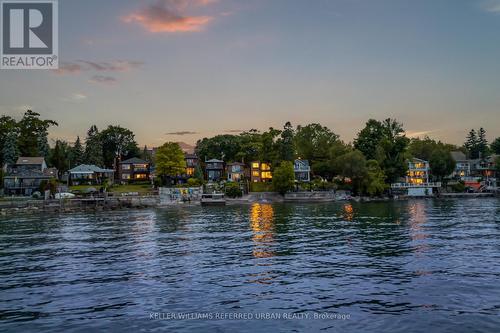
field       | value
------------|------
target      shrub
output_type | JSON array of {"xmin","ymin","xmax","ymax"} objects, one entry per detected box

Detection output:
[
  {"xmin": 451, "ymin": 181, "xmax": 465, "ymax": 193},
  {"xmin": 225, "ymin": 182, "xmax": 243, "ymax": 198},
  {"xmin": 272, "ymin": 161, "xmax": 295, "ymax": 195}
]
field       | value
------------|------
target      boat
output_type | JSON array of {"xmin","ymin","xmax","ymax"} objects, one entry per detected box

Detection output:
[{"xmin": 200, "ymin": 193, "xmax": 226, "ymax": 206}]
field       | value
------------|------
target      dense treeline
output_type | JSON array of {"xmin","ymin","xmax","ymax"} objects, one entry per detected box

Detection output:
[
  {"xmin": 1, "ymin": 110, "xmax": 499, "ymax": 195},
  {"xmin": 0, "ymin": 110, "xmax": 142, "ymax": 178}
]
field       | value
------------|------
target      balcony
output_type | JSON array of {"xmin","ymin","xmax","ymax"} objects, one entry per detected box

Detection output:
[{"xmin": 391, "ymin": 182, "xmax": 441, "ymax": 189}]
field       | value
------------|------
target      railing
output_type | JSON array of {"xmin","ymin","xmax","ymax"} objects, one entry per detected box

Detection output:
[{"xmin": 391, "ymin": 182, "xmax": 441, "ymax": 189}]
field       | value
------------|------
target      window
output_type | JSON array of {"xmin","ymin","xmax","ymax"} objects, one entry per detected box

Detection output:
[
  {"xmin": 186, "ymin": 167, "xmax": 194, "ymax": 176},
  {"xmin": 261, "ymin": 163, "xmax": 270, "ymax": 171},
  {"xmin": 262, "ymin": 171, "xmax": 272, "ymax": 179},
  {"xmin": 135, "ymin": 174, "xmax": 147, "ymax": 180},
  {"xmin": 252, "ymin": 171, "xmax": 260, "ymax": 177},
  {"xmin": 122, "ymin": 164, "xmax": 131, "ymax": 170},
  {"xmin": 122, "ymin": 174, "xmax": 130, "ymax": 180}
]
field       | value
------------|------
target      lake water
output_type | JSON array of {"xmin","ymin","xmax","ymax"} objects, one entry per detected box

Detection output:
[{"xmin": 1, "ymin": 199, "xmax": 499, "ymax": 332}]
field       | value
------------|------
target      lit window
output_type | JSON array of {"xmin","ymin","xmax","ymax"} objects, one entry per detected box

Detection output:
[
  {"xmin": 252, "ymin": 162, "xmax": 259, "ymax": 169},
  {"xmin": 122, "ymin": 174, "xmax": 130, "ymax": 179},
  {"xmin": 261, "ymin": 163, "xmax": 270, "ymax": 171},
  {"xmin": 252, "ymin": 171, "xmax": 260, "ymax": 177},
  {"xmin": 186, "ymin": 168, "xmax": 194, "ymax": 175},
  {"xmin": 135, "ymin": 174, "xmax": 147, "ymax": 179},
  {"xmin": 122, "ymin": 164, "xmax": 131, "ymax": 170}
]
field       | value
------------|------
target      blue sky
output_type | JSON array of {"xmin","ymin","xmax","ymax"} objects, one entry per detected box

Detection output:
[{"xmin": 1, "ymin": 0, "xmax": 500, "ymax": 147}]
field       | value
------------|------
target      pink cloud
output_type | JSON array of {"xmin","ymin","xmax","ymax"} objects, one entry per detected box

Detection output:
[{"xmin": 122, "ymin": 0, "xmax": 214, "ymax": 33}]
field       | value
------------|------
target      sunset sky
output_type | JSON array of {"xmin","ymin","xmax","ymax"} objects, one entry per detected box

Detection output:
[{"xmin": 1, "ymin": 0, "xmax": 500, "ymax": 147}]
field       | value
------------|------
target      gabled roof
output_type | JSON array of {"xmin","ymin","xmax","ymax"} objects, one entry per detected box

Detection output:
[
  {"xmin": 16, "ymin": 157, "xmax": 45, "ymax": 165},
  {"xmin": 69, "ymin": 164, "xmax": 114, "ymax": 173},
  {"xmin": 206, "ymin": 158, "xmax": 224, "ymax": 163},
  {"xmin": 294, "ymin": 159, "xmax": 310, "ymax": 166},
  {"xmin": 185, "ymin": 153, "xmax": 197, "ymax": 159},
  {"xmin": 120, "ymin": 157, "xmax": 148, "ymax": 164},
  {"xmin": 450, "ymin": 151, "xmax": 467, "ymax": 162},
  {"xmin": 410, "ymin": 157, "xmax": 428, "ymax": 163}
]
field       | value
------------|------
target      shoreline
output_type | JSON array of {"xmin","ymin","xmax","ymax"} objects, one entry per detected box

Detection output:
[{"xmin": 1, "ymin": 192, "xmax": 497, "ymax": 217}]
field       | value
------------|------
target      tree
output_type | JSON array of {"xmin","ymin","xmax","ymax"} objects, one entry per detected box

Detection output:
[
  {"xmin": 17, "ymin": 110, "xmax": 58, "ymax": 157},
  {"xmin": 477, "ymin": 127, "xmax": 489, "ymax": 158},
  {"xmin": 141, "ymin": 145, "xmax": 153, "ymax": 163},
  {"xmin": 376, "ymin": 119, "xmax": 410, "ymax": 183},
  {"xmin": 84, "ymin": 125, "xmax": 104, "ymax": 166},
  {"xmin": 491, "ymin": 137, "xmax": 500, "ymax": 155},
  {"xmin": 408, "ymin": 137, "xmax": 457, "ymax": 161},
  {"xmin": 272, "ymin": 161, "xmax": 295, "ymax": 195},
  {"xmin": 429, "ymin": 149, "xmax": 456, "ymax": 181},
  {"xmin": 2, "ymin": 130, "xmax": 19, "ymax": 166},
  {"xmin": 72, "ymin": 136, "xmax": 84, "ymax": 166},
  {"xmin": 333, "ymin": 150, "xmax": 367, "ymax": 195},
  {"xmin": 363, "ymin": 160, "xmax": 387, "ymax": 196},
  {"xmin": 464, "ymin": 129, "xmax": 479, "ymax": 159},
  {"xmin": 154, "ymin": 142, "xmax": 186, "ymax": 185},
  {"xmin": 278, "ymin": 121, "xmax": 295, "ymax": 161},
  {"xmin": 100, "ymin": 125, "xmax": 140, "ymax": 168},
  {"xmin": 353, "ymin": 119, "xmax": 385, "ymax": 160},
  {"xmin": 49, "ymin": 140, "xmax": 71, "ymax": 177},
  {"xmin": 0, "ymin": 116, "xmax": 17, "ymax": 166},
  {"xmin": 195, "ymin": 134, "xmax": 243, "ymax": 162}
]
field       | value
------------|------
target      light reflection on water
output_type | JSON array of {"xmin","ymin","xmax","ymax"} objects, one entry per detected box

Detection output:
[{"xmin": 0, "ymin": 199, "xmax": 499, "ymax": 332}]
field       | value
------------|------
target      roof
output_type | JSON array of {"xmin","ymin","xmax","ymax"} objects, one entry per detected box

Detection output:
[
  {"xmin": 294, "ymin": 159, "xmax": 310, "ymax": 166},
  {"xmin": 227, "ymin": 162, "xmax": 245, "ymax": 166},
  {"xmin": 185, "ymin": 153, "xmax": 197, "ymax": 159},
  {"xmin": 120, "ymin": 157, "xmax": 149, "ymax": 164},
  {"xmin": 16, "ymin": 157, "xmax": 45, "ymax": 165},
  {"xmin": 410, "ymin": 157, "xmax": 428, "ymax": 163},
  {"xmin": 206, "ymin": 159, "xmax": 224, "ymax": 163},
  {"xmin": 68, "ymin": 164, "xmax": 114, "ymax": 173},
  {"xmin": 450, "ymin": 151, "xmax": 467, "ymax": 161}
]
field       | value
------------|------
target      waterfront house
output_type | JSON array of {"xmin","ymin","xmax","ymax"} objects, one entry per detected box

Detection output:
[
  {"xmin": 226, "ymin": 162, "xmax": 246, "ymax": 182},
  {"xmin": 294, "ymin": 159, "xmax": 311, "ymax": 182},
  {"xmin": 119, "ymin": 158, "xmax": 150, "ymax": 183},
  {"xmin": 185, "ymin": 153, "xmax": 198, "ymax": 177},
  {"xmin": 250, "ymin": 161, "xmax": 272, "ymax": 182},
  {"xmin": 3, "ymin": 157, "xmax": 53, "ymax": 196},
  {"xmin": 391, "ymin": 158, "xmax": 439, "ymax": 196},
  {"xmin": 205, "ymin": 159, "xmax": 224, "ymax": 182},
  {"xmin": 450, "ymin": 151, "xmax": 471, "ymax": 178},
  {"xmin": 68, "ymin": 164, "xmax": 115, "ymax": 186}
]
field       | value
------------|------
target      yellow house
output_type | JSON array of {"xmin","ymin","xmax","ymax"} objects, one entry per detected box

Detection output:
[
  {"xmin": 250, "ymin": 161, "xmax": 272, "ymax": 182},
  {"xmin": 406, "ymin": 158, "xmax": 430, "ymax": 184}
]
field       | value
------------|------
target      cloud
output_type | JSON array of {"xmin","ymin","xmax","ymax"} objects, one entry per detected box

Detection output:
[
  {"xmin": 406, "ymin": 130, "xmax": 435, "ymax": 138},
  {"xmin": 481, "ymin": 0, "xmax": 500, "ymax": 13},
  {"xmin": 61, "ymin": 93, "xmax": 88, "ymax": 102},
  {"xmin": 53, "ymin": 60, "xmax": 143, "ymax": 75},
  {"xmin": 89, "ymin": 75, "xmax": 117, "ymax": 85},
  {"xmin": 166, "ymin": 131, "xmax": 198, "ymax": 135},
  {"xmin": 122, "ymin": 0, "xmax": 214, "ymax": 33},
  {"xmin": 225, "ymin": 129, "xmax": 243, "ymax": 133},
  {"xmin": 53, "ymin": 62, "xmax": 83, "ymax": 75}
]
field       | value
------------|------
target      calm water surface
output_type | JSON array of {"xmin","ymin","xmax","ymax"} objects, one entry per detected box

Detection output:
[{"xmin": 1, "ymin": 199, "xmax": 499, "ymax": 332}]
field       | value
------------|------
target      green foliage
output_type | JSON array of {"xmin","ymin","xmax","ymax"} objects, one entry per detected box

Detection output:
[
  {"xmin": 490, "ymin": 137, "xmax": 500, "ymax": 155},
  {"xmin": 49, "ymin": 140, "xmax": 71, "ymax": 176},
  {"xmin": 2, "ymin": 130, "xmax": 19, "ymax": 166},
  {"xmin": 408, "ymin": 137, "xmax": 457, "ymax": 161},
  {"xmin": 363, "ymin": 160, "xmax": 387, "ymax": 196},
  {"xmin": 354, "ymin": 118, "xmax": 409, "ymax": 183},
  {"xmin": 0, "ymin": 116, "xmax": 17, "ymax": 166},
  {"xmin": 84, "ymin": 125, "xmax": 104, "ymax": 166},
  {"xmin": 39, "ymin": 179, "xmax": 58, "ymax": 195},
  {"xmin": 225, "ymin": 182, "xmax": 243, "ymax": 198},
  {"xmin": 333, "ymin": 150, "xmax": 367, "ymax": 195},
  {"xmin": 495, "ymin": 156, "xmax": 500, "ymax": 174},
  {"xmin": 429, "ymin": 149, "xmax": 456, "ymax": 181},
  {"xmin": 451, "ymin": 181, "xmax": 465, "ymax": 193},
  {"xmin": 278, "ymin": 121, "xmax": 295, "ymax": 161},
  {"xmin": 272, "ymin": 161, "xmax": 295, "ymax": 195},
  {"xmin": 141, "ymin": 145, "xmax": 153, "ymax": 163},
  {"xmin": 195, "ymin": 134, "xmax": 244, "ymax": 162},
  {"xmin": 100, "ymin": 125, "xmax": 140, "ymax": 168},
  {"xmin": 72, "ymin": 136, "xmax": 84, "ymax": 165},
  {"xmin": 464, "ymin": 128, "xmax": 489, "ymax": 159},
  {"xmin": 249, "ymin": 182, "xmax": 273, "ymax": 192},
  {"xmin": 187, "ymin": 177, "xmax": 202, "ymax": 187},
  {"xmin": 295, "ymin": 123, "xmax": 339, "ymax": 162},
  {"xmin": 155, "ymin": 142, "xmax": 186, "ymax": 184},
  {"xmin": 194, "ymin": 164, "xmax": 204, "ymax": 182},
  {"xmin": 17, "ymin": 110, "xmax": 58, "ymax": 157},
  {"xmin": 353, "ymin": 119, "xmax": 385, "ymax": 160}
]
